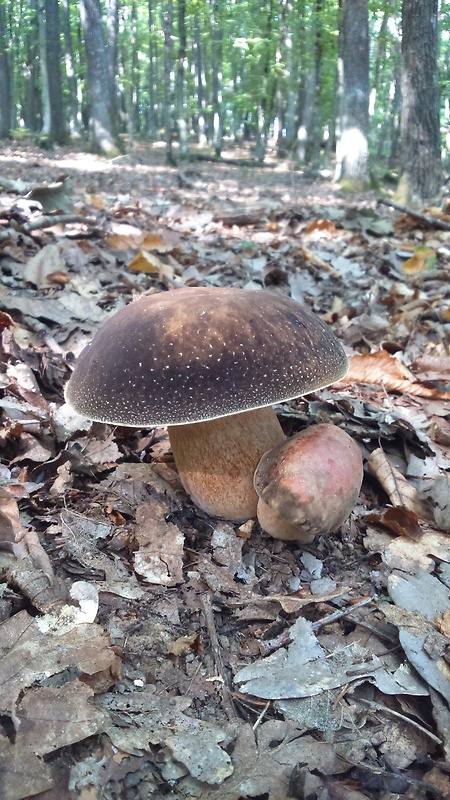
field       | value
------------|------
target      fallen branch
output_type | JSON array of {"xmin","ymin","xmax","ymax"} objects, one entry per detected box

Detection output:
[
  {"xmin": 201, "ymin": 593, "xmax": 239, "ymax": 721},
  {"xmin": 378, "ymin": 197, "xmax": 450, "ymax": 231},
  {"xmin": 0, "ymin": 214, "xmax": 97, "ymax": 242}
]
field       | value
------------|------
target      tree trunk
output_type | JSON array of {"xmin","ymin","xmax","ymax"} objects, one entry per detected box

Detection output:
[
  {"xmin": 61, "ymin": 0, "xmax": 80, "ymax": 133},
  {"xmin": 176, "ymin": 0, "xmax": 188, "ymax": 154},
  {"xmin": 0, "ymin": 2, "xmax": 11, "ymax": 137},
  {"xmin": 396, "ymin": 0, "xmax": 441, "ymax": 206},
  {"xmin": 23, "ymin": 0, "xmax": 40, "ymax": 132},
  {"xmin": 194, "ymin": 15, "xmax": 207, "ymax": 146},
  {"xmin": 211, "ymin": 0, "xmax": 223, "ymax": 156},
  {"xmin": 106, "ymin": 0, "xmax": 119, "ymax": 132},
  {"xmin": 79, "ymin": 0, "xmax": 119, "ymax": 156},
  {"xmin": 161, "ymin": 0, "xmax": 175, "ymax": 165},
  {"xmin": 45, "ymin": 0, "xmax": 66, "ymax": 143},
  {"xmin": 37, "ymin": 0, "xmax": 51, "ymax": 135},
  {"xmin": 335, "ymin": 0, "xmax": 370, "ymax": 185},
  {"xmin": 297, "ymin": 0, "xmax": 322, "ymax": 167},
  {"xmin": 147, "ymin": 0, "xmax": 158, "ymax": 138}
]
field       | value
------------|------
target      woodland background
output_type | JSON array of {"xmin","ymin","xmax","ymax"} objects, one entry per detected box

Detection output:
[{"xmin": 0, "ymin": 0, "xmax": 447, "ymax": 204}]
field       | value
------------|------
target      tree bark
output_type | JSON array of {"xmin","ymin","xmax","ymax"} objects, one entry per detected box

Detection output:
[
  {"xmin": 161, "ymin": 0, "xmax": 175, "ymax": 165},
  {"xmin": 211, "ymin": 0, "xmax": 223, "ymax": 157},
  {"xmin": 0, "ymin": 1, "xmax": 11, "ymax": 137},
  {"xmin": 194, "ymin": 15, "xmax": 207, "ymax": 146},
  {"xmin": 176, "ymin": 0, "xmax": 188, "ymax": 154},
  {"xmin": 335, "ymin": 0, "xmax": 370, "ymax": 185},
  {"xmin": 45, "ymin": 0, "xmax": 66, "ymax": 143},
  {"xmin": 79, "ymin": 0, "xmax": 119, "ymax": 156},
  {"xmin": 147, "ymin": 0, "xmax": 158, "ymax": 137},
  {"xmin": 397, "ymin": 0, "xmax": 441, "ymax": 206},
  {"xmin": 61, "ymin": 0, "xmax": 80, "ymax": 133}
]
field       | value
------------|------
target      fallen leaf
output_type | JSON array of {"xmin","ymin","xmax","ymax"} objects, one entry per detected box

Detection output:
[
  {"xmin": 367, "ymin": 447, "xmax": 425, "ymax": 516},
  {"xmin": 346, "ymin": 350, "xmax": 450, "ymax": 400},
  {"xmin": 402, "ymin": 246, "xmax": 436, "ymax": 274},
  {"xmin": 133, "ymin": 498, "xmax": 184, "ymax": 586},
  {"xmin": 364, "ymin": 506, "xmax": 423, "ymax": 539}
]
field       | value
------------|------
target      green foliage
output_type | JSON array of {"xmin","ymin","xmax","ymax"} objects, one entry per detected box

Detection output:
[{"xmin": 1, "ymin": 0, "xmax": 446, "ymax": 167}]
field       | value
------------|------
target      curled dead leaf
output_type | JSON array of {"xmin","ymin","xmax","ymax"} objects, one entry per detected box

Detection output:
[
  {"xmin": 364, "ymin": 506, "xmax": 423, "ymax": 540},
  {"xmin": 367, "ymin": 447, "xmax": 426, "ymax": 517},
  {"xmin": 346, "ymin": 350, "xmax": 450, "ymax": 400}
]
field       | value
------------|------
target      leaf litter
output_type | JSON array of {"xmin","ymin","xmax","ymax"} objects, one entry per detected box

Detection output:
[{"xmin": 0, "ymin": 142, "xmax": 449, "ymax": 799}]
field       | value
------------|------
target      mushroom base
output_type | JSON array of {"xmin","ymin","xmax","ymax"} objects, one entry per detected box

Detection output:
[
  {"xmin": 168, "ymin": 407, "xmax": 285, "ymax": 521},
  {"xmin": 256, "ymin": 497, "xmax": 317, "ymax": 542}
]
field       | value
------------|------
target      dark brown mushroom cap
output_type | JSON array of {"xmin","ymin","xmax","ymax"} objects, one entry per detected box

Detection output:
[{"xmin": 65, "ymin": 287, "xmax": 348, "ymax": 426}]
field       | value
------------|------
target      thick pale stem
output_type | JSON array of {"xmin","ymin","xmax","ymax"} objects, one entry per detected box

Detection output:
[{"xmin": 168, "ymin": 407, "xmax": 285, "ymax": 521}]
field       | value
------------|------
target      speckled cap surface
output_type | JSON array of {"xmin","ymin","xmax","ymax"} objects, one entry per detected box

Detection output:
[{"xmin": 65, "ymin": 287, "xmax": 348, "ymax": 426}]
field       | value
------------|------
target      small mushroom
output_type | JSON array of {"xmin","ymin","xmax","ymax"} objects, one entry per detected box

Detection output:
[
  {"xmin": 65, "ymin": 288, "xmax": 347, "ymax": 521},
  {"xmin": 254, "ymin": 423, "xmax": 363, "ymax": 540}
]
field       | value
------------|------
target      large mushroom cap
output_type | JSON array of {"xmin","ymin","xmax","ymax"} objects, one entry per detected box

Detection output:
[{"xmin": 65, "ymin": 287, "xmax": 348, "ymax": 426}]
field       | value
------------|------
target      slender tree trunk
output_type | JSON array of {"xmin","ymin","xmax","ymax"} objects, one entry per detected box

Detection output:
[
  {"xmin": 0, "ymin": 2, "xmax": 11, "ymax": 137},
  {"xmin": 211, "ymin": 0, "xmax": 223, "ymax": 156},
  {"xmin": 297, "ymin": 0, "xmax": 322, "ymax": 166},
  {"xmin": 161, "ymin": 0, "xmax": 175, "ymax": 165},
  {"xmin": 396, "ymin": 0, "xmax": 441, "ymax": 206},
  {"xmin": 176, "ymin": 0, "xmax": 188, "ymax": 154},
  {"xmin": 79, "ymin": 0, "xmax": 119, "ymax": 156},
  {"xmin": 147, "ymin": 0, "xmax": 157, "ymax": 137},
  {"xmin": 61, "ymin": 0, "xmax": 80, "ymax": 133},
  {"xmin": 194, "ymin": 15, "xmax": 207, "ymax": 146},
  {"xmin": 23, "ymin": 0, "xmax": 40, "ymax": 131},
  {"xmin": 45, "ymin": 0, "xmax": 66, "ymax": 143},
  {"xmin": 37, "ymin": 0, "xmax": 51, "ymax": 135},
  {"xmin": 106, "ymin": 0, "xmax": 119, "ymax": 133},
  {"xmin": 335, "ymin": 0, "xmax": 370, "ymax": 185}
]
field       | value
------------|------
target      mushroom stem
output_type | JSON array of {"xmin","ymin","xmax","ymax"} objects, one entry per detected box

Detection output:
[{"xmin": 168, "ymin": 407, "xmax": 286, "ymax": 520}]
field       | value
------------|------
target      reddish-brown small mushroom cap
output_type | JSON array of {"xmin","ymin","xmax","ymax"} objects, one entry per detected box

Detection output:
[
  {"xmin": 65, "ymin": 288, "xmax": 348, "ymax": 519},
  {"xmin": 254, "ymin": 423, "xmax": 363, "ymax": 540}
]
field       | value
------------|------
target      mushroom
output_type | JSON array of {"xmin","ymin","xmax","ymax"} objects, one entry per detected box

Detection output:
[
  {"xmin": 64, "ymin": 287, "xmax": 347, "ymax": 520},
  {"xmin": 254, "ymin": 423, "xmax": 363, "ymax": 540}
]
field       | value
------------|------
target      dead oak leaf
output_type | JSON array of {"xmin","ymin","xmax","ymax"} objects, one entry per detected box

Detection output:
[
  {"xmin": 0, "ymin": 609, "xmax": 120, "ymax": 716},
  {"xmin": 133, "ymin": 498, "xmax": 184, "ymax": 586},
  {"xmin": 346, "ymin": 350, "xmax": 450, "ymax": 400},
  {"xmin": 193, "ymin": 720, "xmax": 340, "ymax": 800},
  {"xmin": 364, "ymin": 506, "xmax": 423, "ymax": 539}
]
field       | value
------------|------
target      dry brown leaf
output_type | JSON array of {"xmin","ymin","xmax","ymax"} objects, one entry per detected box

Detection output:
[
  {"xmin": 402, "ymin": 246, "xmax": 436, "ymax": 275},
  {"xmin": 305, "ymin": 219, "xmax": 338, "ymax": 235},
  {"xmin": 105, "ymin": 232, "xmax": 139, "ymax": 250},
  {"xmin": 364, "ymin": 506, "xmax": 423, "ymax": 540},
  {"xmin": 0, "ymin": 609, "xmax": 121, "ymax": 716},
  {"xmin": 89, "ymin": 193, "xmax": 105, "ymax": 210},
  {"xmin": 133, "ymin": 498, "xmax": 184, "ymax": 585},
  {"xmin": 128, "ymin": 249, "xmax": 163, "ymax": 274},
  {"xmin": 346, "ymin": 350, "xmax": 450, "ymax": 399},
  {"xmin": 140, "ymin": 232, "xmax": 164, "ymax": 249},
  {"xmin": 167, "ymin": 632, "xmax": 200, "ymax": 656},
  {"xmin": 367, "ymin": 447, "xmax": 425, "ymax": 516}
]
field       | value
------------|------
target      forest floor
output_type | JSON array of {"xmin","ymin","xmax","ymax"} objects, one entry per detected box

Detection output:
[{"xmin": 0, "ymin": 140, "xmax": 450, "ymax": 800}]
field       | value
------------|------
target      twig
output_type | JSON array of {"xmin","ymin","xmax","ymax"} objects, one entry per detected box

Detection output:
[
  {"xmin": 378, "ymin": 197, "xmax": 450, "ymax": 231},
  {"xmin": 358, "ymin": 697, "xmax": 443, "ymax": 746},
  {"xmin": 201, "ymin": 593, "xmax": 239, "ymax": 721},
  {"xmin": 23, "ymin": 214, "xmax": 98, "ymax": 232},
  {"xmin": 311, "ymin": 597, "xmax": 373, "ymax": 631}
]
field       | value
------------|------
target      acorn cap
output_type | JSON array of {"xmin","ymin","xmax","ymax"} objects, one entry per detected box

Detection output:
[{"xmin": 64, "ymin": 287, "xmax": 348, "ymax": 427}]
